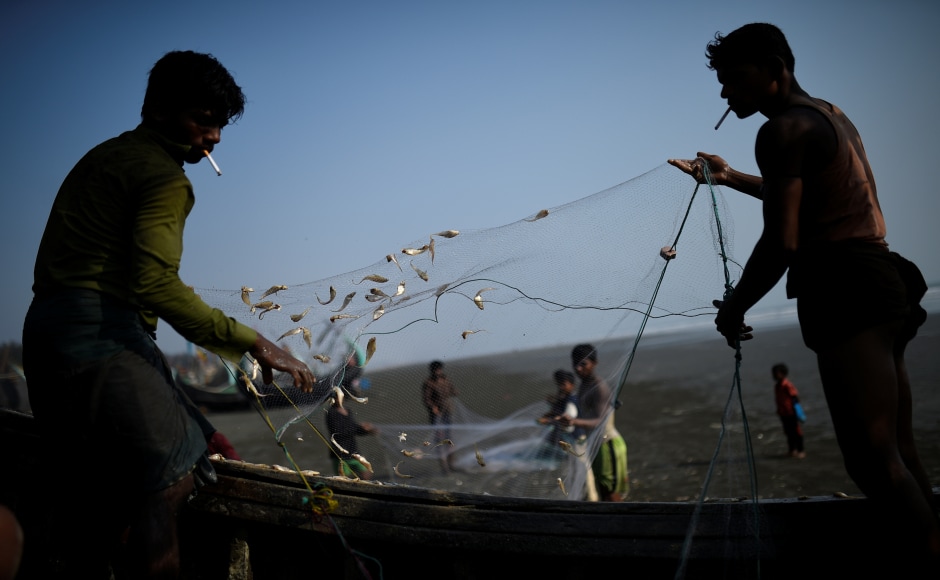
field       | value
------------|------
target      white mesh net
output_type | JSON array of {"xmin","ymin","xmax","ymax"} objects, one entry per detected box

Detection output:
[{"xmin": 184, "ymin": 162, "xmax": 743, "ymax": 502}]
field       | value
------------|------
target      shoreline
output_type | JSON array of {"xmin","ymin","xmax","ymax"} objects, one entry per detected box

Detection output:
[{"xmin": 201, "ymin": 312, "xmax": 939, "ymax": 503}]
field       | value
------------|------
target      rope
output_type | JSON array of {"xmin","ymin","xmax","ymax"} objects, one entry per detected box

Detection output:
[
  {"xmin": 214, "ymin": 359, "xmax": 385, "ymax": 575},
  {"xmin": 673, "ymin": 162, "xmax": 763, "ymax": 579}
]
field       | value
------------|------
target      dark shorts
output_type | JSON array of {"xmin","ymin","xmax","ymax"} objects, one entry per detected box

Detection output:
[
  {"xmin": 787, "ymin": 243, "xmax": 927, "ymax": 353},
  {"xmin": 23, "ymin": 289, "xmax": 210, "ymax": 492}
]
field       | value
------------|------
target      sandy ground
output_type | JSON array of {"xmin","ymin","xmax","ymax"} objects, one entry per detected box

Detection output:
[{"xmin": 201, "ymin": 312, "xmax": 939, "ymax": 503}]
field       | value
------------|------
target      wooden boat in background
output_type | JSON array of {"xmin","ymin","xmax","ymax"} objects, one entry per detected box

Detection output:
[
  {"xmin": 170, "ymin": 355, "xmax": 252, "ymax": 412},
  {"xmin": 1, "ymin": 407, "xmax": 930, "ymax": 579}
]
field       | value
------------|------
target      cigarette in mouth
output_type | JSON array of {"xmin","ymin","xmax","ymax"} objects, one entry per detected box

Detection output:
[
  {"xmin": 714, "ymin": 106, "xmax": 731, "ymax": 131},
  {"xmin": 204, "ymin": 150, "xmax": 222, "ymax": 176}
]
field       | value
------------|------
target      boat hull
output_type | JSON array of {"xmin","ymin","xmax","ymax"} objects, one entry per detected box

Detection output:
[{"xmin": 1, "ymin": 408, "xmax": 931, "ymax": 579}]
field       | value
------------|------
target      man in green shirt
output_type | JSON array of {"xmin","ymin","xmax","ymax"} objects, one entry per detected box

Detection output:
[{"xmin": 22, "ymin": 50, "xmax": 316, "ymax": 578}]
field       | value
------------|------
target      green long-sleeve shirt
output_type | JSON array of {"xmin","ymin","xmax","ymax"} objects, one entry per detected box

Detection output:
[{"xmin": 32, "ymin": 124, "xmax": 255, "ymax": 361}]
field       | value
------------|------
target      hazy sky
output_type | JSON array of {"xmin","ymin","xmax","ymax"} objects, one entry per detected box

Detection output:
[{"xmin": 2, "ymin": 0, "xmax": 938, "ymax": 355}]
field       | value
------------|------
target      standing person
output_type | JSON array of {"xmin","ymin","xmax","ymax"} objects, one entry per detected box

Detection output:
[
  {"xmin": 421, "ymin": 360, "xmax": 459, "ymax": 472},
  {"xmin": 668, "ymin": 22, "xmax": 939, "ymax": 564},
  {"xmin": 21, "ymin": 50, "xmax": 317, "ymax": 579},
  {"xmin": 772, "ymin": 363, "xmax": 805, "ymax": 459},
  {"xmin": 559, "ymin": 344, "xmax": 629, "ymax": 502},
  {"xmin": 537, "ymin": 369, "xmax": 581, "ymax": 447},
  {"xmin": 325, "ymin": 392, "xmax": 377, "ymax": 480},
  {"xmin": 536, "ymin": 369, "xmax": 580, "ymax": 463}
]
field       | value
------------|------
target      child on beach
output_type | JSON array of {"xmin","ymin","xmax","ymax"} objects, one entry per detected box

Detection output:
[
  {"xmin": 559, "ymin": 344, "xmax": 629, "ymax": 502},
  {"xmin": 772, "ymin": 363, "xmax": 805, "ymax": 459},
  {"xmin": 326, "ymin": 391, "xmax": 378, "ymax": 480},
  {"xmin": 537, "ymin": 370, "xmax": 582, "ymax": 454}
]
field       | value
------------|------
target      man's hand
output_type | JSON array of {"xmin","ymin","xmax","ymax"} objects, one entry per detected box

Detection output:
[
  {"xmin": 713, "ymin": 299, "xmax": 754, "ymax": 348},
  {"xmin": 249, "ymin": 334, "xmax": 317, "ymax": 392},
  {"xmin": 667, "ymin": 152, "xmax": 732, "ymax": 185}
]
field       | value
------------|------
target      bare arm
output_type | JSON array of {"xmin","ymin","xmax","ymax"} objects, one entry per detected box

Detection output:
[
  {"xmin": 715, "ymin": 115, "xmax": 812, "ymax": 347},
  {"xmin": 249, "ymin": 334, "xmax": 317, "ymax": 392},
  {"xmin": 667, "ymin": 152, "xmax": 764, "ymax": 199}
]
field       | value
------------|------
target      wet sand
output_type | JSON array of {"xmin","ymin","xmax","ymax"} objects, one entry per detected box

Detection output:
[{"xmin": 208, "ymin": 312, "xmax": 940, "ymax": 503}]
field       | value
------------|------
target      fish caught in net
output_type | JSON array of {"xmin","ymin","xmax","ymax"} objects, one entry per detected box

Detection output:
[{"xmin": 192, "ymin": 162, "xmax": 744, "ymax": 502}]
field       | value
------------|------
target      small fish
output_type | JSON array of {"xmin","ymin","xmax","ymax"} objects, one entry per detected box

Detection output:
[
  {"xmin": 433, "ymin": 439, "xmax": 454, "ymax": 449},
  {"xmin": 364, "ymin": 337, "xmax": 376, "ymax": 365},
  {"xmin": 317, "ymin": 285, "xmax": 337, "ymax": 305},
  {"xmin": 398, "ymin": 432, "xmax": 407, "ymax": 442},
  {"xmin": 355, "ymin": 274, "xmax": 389, "ymax": 284},
  {"xmin": 331, "ymin": 432, "xmax": 349, "ymax": 454},
  {"xmin": 462, "ymin": 330, "xmax": 483, "ymax": 339},
  {"xmin": 248, "ymin": 359, "xmax": 260, "ymax": 380},
  {"xmin": 386, "ymin": 254, "xmax": 403, "ymax": 271},
  {"xmin": 329, "ymin": 313, "xmax": 360, "ymax": 323},
  {"xmin": 260, "ymin": 285, "xmax": 288, "ymax": 299},
  {"xmin": 241, "ymin": 286, "xmax": 254, "ymax": 305},
  {"xmin": 394, "ymin": 461, "xmax": 414, "ymax": 478},
  {"xmin": 401, "ymin": 245, "xmax": 428, "ymax": 256},
  {"xmin": 410, "ymin": 261, "xmax": 429, "ymax": 282},
  {"xmin": 557, "ymin": 478, "xmax": 568, "ymax": 496},
  {"xmin": 558, "ymin": 440, "xmax": 584, "ymax": 457},
  {"xmin": 351, "ymin": 453, "xmax": 373, "ymax": 472},
  {"xmin": 525, "ymin": 209, "xmax": 549, "ymax": 222},
  {"xmin": 401, "ymin": 449, "xmax": 417, "ymax": 457},
  {"xmin": 365, "ymin": 288, "xmax": 389, "ymax": 302},
  {"xmin": 276, "ymin": 327, "xmax": 306, "ymax": 342},
  {"xmin": 435, "ymin": 284, "xmax": 449, "ymax": 297},
  {"xmin": 250, "ymin": 300, "xmax": 275, "ymax": 313},
  {"xmin": 332, "ymin": 292, "xmax": 356, "ymax": 312},
  {"xmin": 474, "ymin": 444, "xmax": 486, "ymax": 467},
  {"xmin": 290, "ymin": 307, "xmax": 311, "ymax": 322},
  {"xmin": 428, "ymin": 238, "xmax": 435, "ymax": 263},
  {"xmin": 239, "ymin": 374, "xmax": 266, "ymax": 398},
  {"xmin": 340, "ymin": 386, "xmax": 368, "ymax": 404},
  {"xmin": 259, "ymin": 305, "xmax": 281, "ymax": 320},
  {"xmin": 373, "ymin": 304, "xmax": 385, "ymax": 320},
  {"xmin": 431, "ymin": 230, "xmax": 459, "ymax": 238},
  {"xmin": 332, "ymin": 386, "xmax": 345, "ymax": 408},
  {"xmin": 473, "ymin": 287, "xmax": 496, "ymax": 310},
  {"xmin": 313, "ymin": 354, "xmax": 331, "ymax": 363},
  {"xmin": 394, "ymin": 281, "xmax": 406, "ymax": 296}
]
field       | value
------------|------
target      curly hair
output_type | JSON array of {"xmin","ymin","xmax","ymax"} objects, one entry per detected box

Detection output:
[
  {"xmin": 141, "ymin": 50, "xmax": 246, "ymax": 125},
  {"xmin": 705, "ymin": 23, "xmax": 795, "ymax": 73}
]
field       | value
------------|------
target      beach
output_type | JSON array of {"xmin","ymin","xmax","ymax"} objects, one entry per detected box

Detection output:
[{"xmin": 206, "ymin": 311, "xmax": 940, "ymax": 503}]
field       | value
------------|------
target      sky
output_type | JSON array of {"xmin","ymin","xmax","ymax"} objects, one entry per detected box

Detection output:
[{"xmin": 2, "ymin": 0, "xmax": 938, "ymax": 356}]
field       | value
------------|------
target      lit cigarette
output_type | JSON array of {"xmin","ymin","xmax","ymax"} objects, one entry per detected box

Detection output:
[
  {"xmin": 204, "ymin": 150, "xmax": 222, "ymax": 176},
  {"xmin": 714, "ymin": 106, "xmax": 731, "ymax": 131}
]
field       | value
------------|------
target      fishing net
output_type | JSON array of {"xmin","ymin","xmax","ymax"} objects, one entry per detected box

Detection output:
[
  {"xmin": 184, "ymin": 161, "xmax": 770, "ymax": 575},
  {"xmin": 190, "ymin": 161, "xmax": 757, "ymax": 506}
]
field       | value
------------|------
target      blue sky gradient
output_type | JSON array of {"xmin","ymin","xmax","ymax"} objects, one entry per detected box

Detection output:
[{"xmin": 2, "ymin": 0, "xmax": 938, "ymax": 355}]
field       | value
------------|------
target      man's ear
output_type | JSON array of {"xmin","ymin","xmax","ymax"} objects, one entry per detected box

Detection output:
[{"xmin": 766, "ymin": 55, "xmax": 787, "ymax": 79}]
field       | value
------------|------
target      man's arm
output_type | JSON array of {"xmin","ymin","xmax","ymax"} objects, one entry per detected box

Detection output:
[
  {"xmin": 715, "ymin": 115, "xmax": 810, "ymax": 346},
  {"xmin": 668, "ymin": 152, "xmax": 764, "ymax": 199}
]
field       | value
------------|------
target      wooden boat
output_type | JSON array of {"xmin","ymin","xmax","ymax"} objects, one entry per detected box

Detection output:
[
  {"xmin": 171, "ymin": 356, "xmax": 252, "ymax": 412},
  {"xmin": 1, "ymin": 407, "xmax": 931, "ymax": 579}
]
